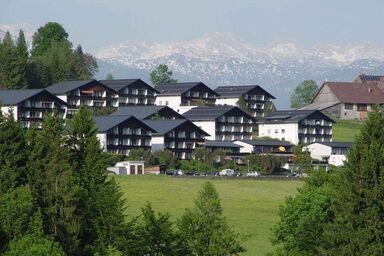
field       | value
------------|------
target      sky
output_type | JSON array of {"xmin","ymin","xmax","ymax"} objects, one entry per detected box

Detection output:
[{"xmin": 1, "ymin": 0, "xmax": 383, "ymax": 53}]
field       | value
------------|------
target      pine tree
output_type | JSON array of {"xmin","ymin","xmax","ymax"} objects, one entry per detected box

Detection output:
[
  {"xmin": 14, "ymin": 30, "xmax": 29, "ymax": 88},
  {"xmin": 177, "ymin": 182, "xmax": 245, "ymax": 256},
  {"xmin": 29, "ymin": 111, "xmax": 80, "ymax": 255},
  {"xmin": 0, "ymin": 109, "xmax": 28, "ymax": 193},
  {"xmin": 324, "ymin": 106, "xmax": 384, "ymax": 255}
]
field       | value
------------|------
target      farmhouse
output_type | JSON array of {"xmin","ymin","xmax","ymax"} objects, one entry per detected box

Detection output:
[
  {"xmin": 155, "ymin": 82, "xmax": 219, "ymax": 114},
  {"xmin": 47, "ymin": 79, "xmax": 119, "ymax": 117},
  {"xmin": 100, "ymin": 79, "xmax": 158, "ymax": 106},
  {"xmin": 183, "ymin": 106, "xmax": 253, "ymax": 141},
  {"xmin": 214, "ymin": 85, "xmax": 275, "ymax": 119},
  {"xmin": 94, "ymin": 115, "xmax": 155, "ymax": 156},
  {"xmin": 300, "ymin": 81, "xmax": 384, "ymax": 120},
  {"xmin": 0, "ymin": 89, "xmax": 67, "ymax": 128},
  {"xmin": 259, "ymin": 110, "xmax": 334, "ymax": 145},
  {"xmin": 303, "ymin": 141, "xmax": 352, "ymax": 167},
  {"xmin": 143, "ymin": 119, "xmax": 208, "ymax": 159}
]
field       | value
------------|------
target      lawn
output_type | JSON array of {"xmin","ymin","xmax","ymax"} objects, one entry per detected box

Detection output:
[
  {"xmin": 115, "ymin": 175, "xmax": 302, "ymax": 256},
  {"xmin": 332, "ymin": 119, "xmax": 364, "ymax": 142}
]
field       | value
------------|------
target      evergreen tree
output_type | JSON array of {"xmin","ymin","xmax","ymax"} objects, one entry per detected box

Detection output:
[
  {"xmin": 66, "ymin": 107, "xmax": 132, "ymax": 254},
  {"xmin": 72, "ymin": 45, "xmax": 98, "ymax": 80},
  {"xmin": 29, "ymin": 112, "xmax": 80, "ymax": 255},
  {"xmin": 106, "ymin": 73, "xmax": 114, "ymax": 80},
  {"xmin": 149, "ymin": 64, "xmax": 177, "ymax": 86},
  {"xmin": 324, "ymin": 106, "xmax": 384, "ymax": 255},
  {"xmin": 177, "ymin": 182, "xmax": 245, "ymax": 256},
  {"xmin": 0, "ymin": 109, "xmax": 28, "ymax": 193},
  {"xmin": 14, "ymin": 30, "xmax": 29, "ymax": 88},
  {"xmin": 0, "ymin": 31, "xmax": 28, "ymax": 89},
  {"xmin": 292, "ymin": 145, "xmax": 312, "ymax": 174},
  {"xmin": 134, "ymin": 203, "xmax": 181, "ymax": 256},
  {"xmin": 236, "ymin": 97, "xmax": 251, "ymax": 116}
]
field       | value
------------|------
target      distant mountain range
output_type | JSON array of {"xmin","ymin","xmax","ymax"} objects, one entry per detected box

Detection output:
[{"xmin": 95, "ymin": 33, "xmax": 384, "ymax": 108}]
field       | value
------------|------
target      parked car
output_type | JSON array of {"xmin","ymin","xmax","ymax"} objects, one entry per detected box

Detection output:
[
  {"xmin": 232, "ymin": 171, "xmax": 242, "ymax": 177},
  {"xmin": 246, "ymin": 171, "xmax": 260, "ymax": 177},
  {"xmin": 287, "ymin": 172, "xmax": 300, "ymax": 178},
  {"xmin": 166, "ymin": 170, "xmax": 183, "ymax": 176},
  {"xmin": 185, "ymin": 170, "xmax": 200, "ymax": 176},
  {"xmin": 205, "ymin": 171, "xmax": 219, "ymax": 176},
  {"xmin": 219, "ymin": 169, "xmax": 235, "ymax": 176}
]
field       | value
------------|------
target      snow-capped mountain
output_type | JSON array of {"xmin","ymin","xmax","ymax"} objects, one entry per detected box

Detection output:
[{"xmin": 95, "ymin": 33, "xmax": 384, "ymax": 108}]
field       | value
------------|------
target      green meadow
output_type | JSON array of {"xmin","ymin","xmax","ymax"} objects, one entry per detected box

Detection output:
[
  {"xmin": 116, "ymin": 175, "xmax": 302, "ymax": 256},
  {"xmin": 332, "ymin": 119, "xmax": 364, "ymax": 142}
]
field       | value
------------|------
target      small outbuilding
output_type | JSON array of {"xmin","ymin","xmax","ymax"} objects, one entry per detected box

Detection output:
[{"xmin": 107, "ymin": 161, "xmax": 145, "ymax": 175}]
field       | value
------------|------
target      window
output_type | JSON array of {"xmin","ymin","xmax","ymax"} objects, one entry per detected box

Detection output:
[
  {"xmin": 357, "ymin": 104, "xmax": 367, "ymax": 111},
  {"xmin": 281, "ymin": 129, "xmax": 285, "ymax": 134},
  {"xmin": 165, "ymin": 101, "xmax": 169, "ymax": 106},
  {"xmin": 281, "ymin": 137, "xmax": 285, "ymax": 141},
  {"xmin": 345, "ymin": 103, "xmax": 353, "ymax": 110},
  {"xmin": 267, "ymin": 129, "xmax": 271, "ymax": 134},
  {"xmin": 159, "ymin": 101, "xmax": 162, "ymax": 105},
  {"xmin": 275, "ymin": 129, "xmax": 278, "ymax": 134}
]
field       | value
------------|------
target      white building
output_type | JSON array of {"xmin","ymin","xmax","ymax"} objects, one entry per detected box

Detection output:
[
  {"xmin": 303, "ymin": 142, "xmax": 352, "ymax": 167},
  {"xmin": 0, "ymin": 89, "xmax": 67, "ymax": 128},
  {"xmin": 155, "ymin": 82, "xmax": 219, "ymax": 114},
  {"xmin": 259, "ymin": 110, "xmax": 334, "ymax": 145},
  {"xmin": 233, "ymin": 139, "xmax": 294, "ymax": 155},
  {"xmin": 46, "ymin": 80, "xmax": 119, "ymax": 117},
  {"xmin": 107, "ymin": 161, "xmax": 145, "ymax": 175},
  {"xmin": 214, "ymin": 85, "xmax": 275, "ymax": 119},
  {"xmin": 183, "ymin": 106, "xmax": 253, "ymax": 141}
]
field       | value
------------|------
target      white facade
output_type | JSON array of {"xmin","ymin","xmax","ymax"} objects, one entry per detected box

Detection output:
[
  {"xmin": 258, "ymin": 123, "xmax": 299, "ymax": 144},
  {"xmin": 107, "ymin": 161, "xmax": 145, "ymax": 175},
  {"xmin": 155, "ymin": 96, "xmax": 181, "ymax": 112},
  {"xmin": 233, "ymin": 140, "xmax": 254, "ymax": 153},
  {"xmin": 96, "ymin": 133, "xmax": 107, "ymax": 152},
  {"xmin": 151, "ymin": 135, "xmax": 165, "ymax": 152},
  {"xmin": 1, "ymin": 106, "xmax": 18, "ymax": 120},
  {"xmin": 303, "ymin": 143, "xmax": 348, "ymax": 167},
  {"xmin": 192, "ymin": 121, "xmax": 216, "ymax": 140},
  {"xmin": 216, "ymin": 98, "xmax": 238, "ymax": 107}
]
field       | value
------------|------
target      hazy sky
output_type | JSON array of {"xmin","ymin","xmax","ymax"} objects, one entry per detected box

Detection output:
[{"xmin": 1, "ymin": 0, "xmax": 383, "ymax": 52}]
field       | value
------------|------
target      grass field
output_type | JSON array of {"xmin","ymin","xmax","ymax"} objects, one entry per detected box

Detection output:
[
  {"xmin": 332, "ymin": 119, "xmax": 364, "ymax": 142},
  {"xmin": 115, "ymin": 175, "xmax": 302, "ymax": 256}
]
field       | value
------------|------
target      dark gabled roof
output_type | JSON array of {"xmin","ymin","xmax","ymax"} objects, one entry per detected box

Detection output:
[
  {"xmin": 183, "ymin": 106, "xmax": 252, "ymax": 121},
  {"xmin": 94, "ymin": 115, "xmax": 155, "ymax": 133},
  {"xmin": 312, "ymin": 82, "xmax": 384, "ymax": 104},
  {"xmin": 0, "ymin": 89, "xmax": 66, "ymax": 105},
  {"xmin": 156, "ymin": 82, "xmax": 219, "ymax": 96},
  {"xmin": 110, "ymin": 106, "xmax": 184, "ymax": 119},
  {"xmin": 143, "ymin": 119, "xmax": 209, "ymax": 136},
  {"xmin": 100, "ymin": 79, "xmax": 159, "ymax": 93},
  {"xmin": 312, "ymin": 141, "xmax": 353, "ymax": 148},
  {"xmin": 355, "ymin": 74, "xmax": 384, "ymax": 82},
  {"xmin": 47, "ymin": 79, "xmax": 117, "ymax": 95},
  {"xmin": 205, "ymin": 140, "xmax": 241, "ymax": 148},
  {"xmin": 237, "ymin": 139, "xmax": 293, "ymax": 146},
  {"xmin": 262, "ymin": 110, "xmax": 334, "ymax": 123},
  {"xmin": 214, "ymin": 85, "xmax": 275, "ymax": 99}
]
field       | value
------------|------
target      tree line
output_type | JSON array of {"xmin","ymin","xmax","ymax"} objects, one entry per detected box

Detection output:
[
  {"xmin": 0, "ymin": 22, "xmax": 98, "ymax": 90},
  {"xmin": 0, "ymin": 106, "xmax": 245, "ymax": 255},
  {"xmin": 271, "ymin": 106, "xmax": 384, "ymax": 255}
]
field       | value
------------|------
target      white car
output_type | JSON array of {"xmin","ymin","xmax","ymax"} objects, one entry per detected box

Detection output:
[
  {"xmin": 219, "ymin": 169, "xmax": 235, "ymax": 176},
  {"xmin": 246, "ymin": 171, "xmax": 260, "ymax": 177}
]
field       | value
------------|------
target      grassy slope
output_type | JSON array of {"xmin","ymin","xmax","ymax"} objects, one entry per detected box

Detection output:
[
  {"xmin": 116, "ymin": 175, "xmax": 302, "ymax": 256},
  {"xmin": 332, "ymin": 119, "xmax": 364, "ymax": 142}
]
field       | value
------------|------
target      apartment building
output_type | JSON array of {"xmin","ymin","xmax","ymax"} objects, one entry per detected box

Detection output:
[
  {"xmin": 143, "ymin": 119, "xmax": 208, "ymax": 159},
  {"xmin": 95, "ymin": 115, "xmax": 155, "ymax": 156},
  {"xmin": 215, "ymin": 85, "xmax": 275, "ymax": 119},
  {"xmin": 155, "ymin": 82, "xmax": 219, "ymax": 113},
  {"xmin": 183, "ymin": 106, "xmax": 253, "ymax": 141},
  {"xmin": 259, "ymin": 110, "xmax": 334, "ymax": 145},
  {"xmin": 100, "ymin": 79, "xmax": 158, "ymax": 106},
  {"xmin": 0, "ymin": 89, "xmax": 67, "ymax": 128},
  {"xmin": 233, "ymin": 139, "xmax": 294, "ymax": 155},
  {"xmin": 47, "ymin": 80, "xmax": 119, "ymax": 117}
]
